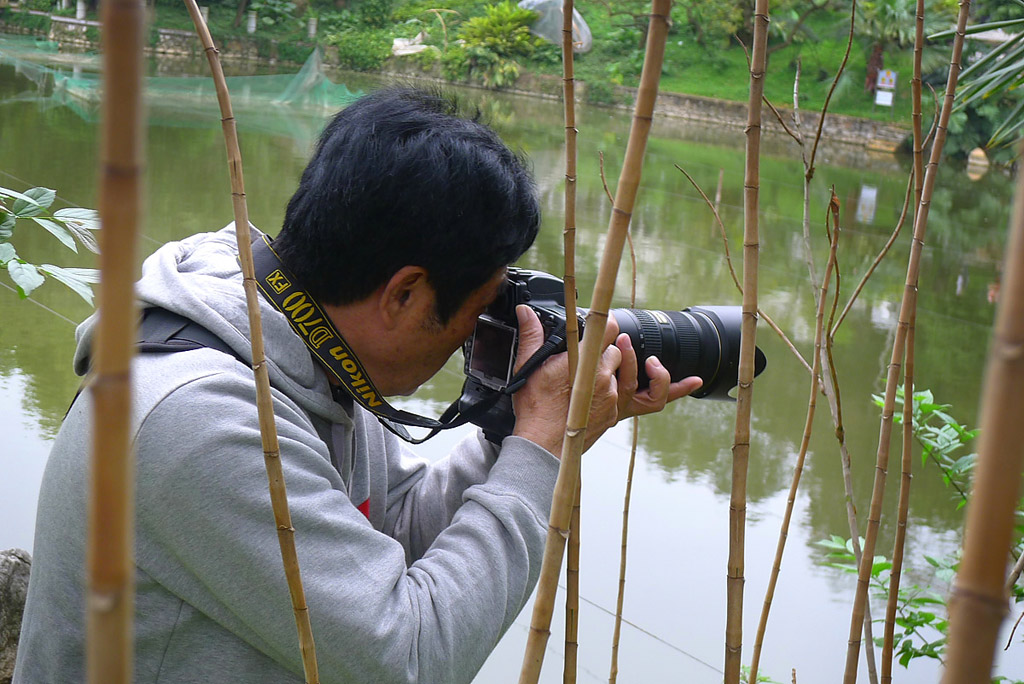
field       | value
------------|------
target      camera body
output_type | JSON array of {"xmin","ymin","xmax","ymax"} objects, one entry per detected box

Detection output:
[{"xmin": 459, "ymin": 268, "xmax": 766, "ymax": 442}]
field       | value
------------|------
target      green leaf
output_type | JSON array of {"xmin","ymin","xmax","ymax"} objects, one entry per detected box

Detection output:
[
  {"xmin": 7, "ymin": 260, "xmax": 45, "ymax": 297},
  {"xmin": 0, "ymin": 242, "xmax": 15, "ymax": 264},
  {"xmin": 38, "ymin": 264, "xmax": 97, "ymax": 305},
  {"xmin": 0, "ymin": 209, "xmax": 14, "ymax": 239},
  {"xmin": 53, "ymin": 207, "xmax": 100, "ymax": 228},
  {"xmin": 0, "ymin": 185, "xmax": 49, "ymax": 214},
  {"xmin": 54, "ymin": 208, "xmax": 100, "ymax": 253},
  {"xmin": 32, "ymin": 217, "xmax": 77, "ymax": 253},
  {"xmin": 10, "ymin": 187, "xmax": 55, "ymax": 218}
]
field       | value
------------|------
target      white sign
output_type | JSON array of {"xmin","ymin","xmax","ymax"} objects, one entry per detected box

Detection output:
[
  {"xmin": 857, "ymin": 185, "xmax": 878, "ymax": 225},
  {"xmin": 875, "ymin": 89, "xmax": 894, "ymax": 107},
  {"xmin": 877, "ymin": 69, "xmax": 897, "ymax": 90}
]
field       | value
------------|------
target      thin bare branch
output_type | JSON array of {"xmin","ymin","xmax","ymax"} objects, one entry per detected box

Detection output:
[{"xmin": 675, "ymin": 164, "xmax": 812, "ymax": 375}]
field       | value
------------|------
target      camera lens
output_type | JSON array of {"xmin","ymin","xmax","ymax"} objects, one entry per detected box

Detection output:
[{"xmin": 611, "ymin": 306, "xmax": 766, "ymax": 400}]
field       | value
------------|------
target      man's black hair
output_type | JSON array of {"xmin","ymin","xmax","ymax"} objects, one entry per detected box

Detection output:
[{"xmin": 274, "ymin": 87, "xmax": 540, "ymax": 323}]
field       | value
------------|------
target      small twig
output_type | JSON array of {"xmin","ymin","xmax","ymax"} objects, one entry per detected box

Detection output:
[
  {"xmin": 675, "ymin": 164, "xmax": 812, "ymax": 375},
  {"xmin": 599, "ymin": 151, "xmax": 615, "ymax": 205},
  {"xmin": 807, "ymin": 0, "xmax": 856, "ymax": 181},
  {"xmin": 763, "ymin": 95, "xmax": 802, "ymax": 145},
  {"xmin": 1006, "ymin": 548, "xmax": 1024, "ymax": 596},
  {"xmin": 1005, "ymin": 611, "xmax": 1024, "ymax": 651}
]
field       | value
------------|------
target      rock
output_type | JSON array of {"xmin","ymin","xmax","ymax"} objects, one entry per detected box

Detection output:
[{"xmin": 0, "ymin": 549, "xmax": 31, "ymax": 684}]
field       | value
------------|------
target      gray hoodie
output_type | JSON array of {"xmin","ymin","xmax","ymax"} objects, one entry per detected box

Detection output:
[{"xmin": 14, "ymin": 227, "xmax": 560, "ymax": 684}]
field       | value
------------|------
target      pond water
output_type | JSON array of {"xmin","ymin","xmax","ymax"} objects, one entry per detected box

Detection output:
[{"xmin": 1, "ymin": 37, "xmax": 1019, "ymax": 683}]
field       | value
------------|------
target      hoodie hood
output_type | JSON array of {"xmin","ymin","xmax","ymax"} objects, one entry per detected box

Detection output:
[{"xmin": 73, "ymin": 225, "xmax": 349, "ymax": 425}]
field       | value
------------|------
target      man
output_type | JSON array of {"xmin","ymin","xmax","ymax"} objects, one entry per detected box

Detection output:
[{"xmin": 15, "ymin": 88, "xmax": 699, "ymax": 683}]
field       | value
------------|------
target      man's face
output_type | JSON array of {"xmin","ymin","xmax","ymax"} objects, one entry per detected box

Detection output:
[{"xmin": 391, "ymin": 268, "xmax": 508, "ymax": 396}]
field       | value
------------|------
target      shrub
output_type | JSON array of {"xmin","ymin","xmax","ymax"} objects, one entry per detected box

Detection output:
[
  {"xmin": 25, "ymin": 0, "xmax": 54, "ymax": 11},
  {"xmin": 448, "ymin": 0, "xmax": 540, "ymax": 88},
  {"xmin": 250, "ymin": 0, "xmax": 301, "ymax": 29},
  {"xmin": 356, "ymin": 0, "xmax": 393, "ymax": 28},
  {"xmin": 583, "ymin": 79, "xmax": 619, "ymax": 106},
  {"xmin": 1, "ymin": 9, "xmax": 52, "ymax": 33},
  {"xmin": 328, "ymin": 28, "xmax": 392, "ymax": 71},
  {"xmin": 458, "ymin": 0, "xmax": 537, "ymax": 59},
  {"xmin": 278, "ymin": 41, "xmax": 314, "ymax": 64}
]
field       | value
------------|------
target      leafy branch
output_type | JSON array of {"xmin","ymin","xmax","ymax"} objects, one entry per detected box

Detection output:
[{"xmin": 0, "ymin": 185, "xmax": 100, "ymax": 304}]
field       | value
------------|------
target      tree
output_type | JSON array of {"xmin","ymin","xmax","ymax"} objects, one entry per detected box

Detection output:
[{"xmin": 857, "ymin": 0, "xmax": 957, "ymax": 93}]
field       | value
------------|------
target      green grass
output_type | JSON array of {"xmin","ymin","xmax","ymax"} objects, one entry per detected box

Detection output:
[{"xmin": 520, "ymin": 5, "xmax": 917, "ymax": 125}]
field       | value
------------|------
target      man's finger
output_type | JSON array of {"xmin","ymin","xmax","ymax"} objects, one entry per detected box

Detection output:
[
  {"xmin": 600, "ymin": 313, "xmax": 620, "ymax": 347},
  {"xmin": 515, "ymin": 305, "xmax": 545, "ymax": 372},
  {"xmin": 616, "ymin": 334, "xmax": 639, "ymax": 395}
]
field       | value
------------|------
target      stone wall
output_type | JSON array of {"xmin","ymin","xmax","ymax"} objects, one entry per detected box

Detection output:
[
  {"xmin": 152, "ymin": 27, "xmax": 201, "ymax": 57},
  {"xmin": 48, "ymin": 15, "xmax": 98, "ymax": 47},
  {"xmin": 644, "ymin": 89, "xmax": 909, "ymax": 150}
]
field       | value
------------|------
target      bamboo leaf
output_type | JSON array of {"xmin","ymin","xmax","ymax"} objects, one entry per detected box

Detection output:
[
  {"xmin": 0, "ymin": 242, "xmax": 15, "ymax": 264},
  {"xmin": 10, "ymin": 187, "xmax": 55, "ymax": 218},
  {"xmin": 7, "ymin": 260, "xmax": 45, "ymax": 297},
  {"xmin": 38, "ymin": 264, "xmax": 97, "ymax": 305},
  {"xmin": 32, "ymin": 217, "xmax": 78, "ymax": 253}
]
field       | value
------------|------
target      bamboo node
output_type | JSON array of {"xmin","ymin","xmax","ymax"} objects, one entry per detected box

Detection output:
[
  {"xmin": 633, "ymin": 114, "xmax": 654, "ymax": 123},
  {"xmin": 550, "ymin": 524, "xmax": 571, "ymax": 540},
  {"xmin": 265, "ymin": 450, "xmax": 281, "ymax": 459},
  {"xmin": 278, "ymin": 524, "xmax": 295, "ymax": 532},
  {"xmin": 566, "ymin": 427, "xmax": 586, "ymax": 438},
  {"xmin": 948, "ymin": 584, "xmax": 1010, "ymax": 613},
  {"xmin": 612, "ymin": 207, "xmax": 632, "ymax": 219},
  {"xmin": 87, "ymin": 589, "xmax": 119, "ymax": 612},
  {"xmin": 996, "ymin": 340, "xmax": 1024, "ymax": 361}
]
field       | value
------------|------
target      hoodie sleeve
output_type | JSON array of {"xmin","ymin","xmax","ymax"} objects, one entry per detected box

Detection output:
[
  {"xmin": 134, "ymin": 368, "xmax": 560, "ymax": 684},
  {"xmin": 379, "ymin": 423, "xmax": 534, "ymax": 563}
]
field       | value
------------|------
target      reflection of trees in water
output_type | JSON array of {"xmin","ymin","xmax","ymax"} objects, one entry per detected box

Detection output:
[{"xmin": 1, "ymin": 55, "xmax": 1008, "ymax": 566}]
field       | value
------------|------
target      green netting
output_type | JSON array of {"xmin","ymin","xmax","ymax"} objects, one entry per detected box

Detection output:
[{"xmin": 0, "ymin": 35, "xmax": 363, "ymax": 141}]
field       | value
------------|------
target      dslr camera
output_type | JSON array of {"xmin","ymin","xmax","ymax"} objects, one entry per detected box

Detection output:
[{"xmin": 459, "ymin": 268, "xmax": 767, "ymax": 442}]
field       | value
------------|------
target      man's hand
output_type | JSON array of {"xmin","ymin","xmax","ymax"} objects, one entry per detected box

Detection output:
[{"xmin": 510, "ymin": 305, "xmax": 701, "ymax": 457}]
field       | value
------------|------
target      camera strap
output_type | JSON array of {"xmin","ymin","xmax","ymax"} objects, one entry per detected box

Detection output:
[{"xmin": 248, "ymin": 234, "xmax": 552, "ymax": 445}]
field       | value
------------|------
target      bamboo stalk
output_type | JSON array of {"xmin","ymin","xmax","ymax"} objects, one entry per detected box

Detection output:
[
  {"xmin": 86, "ymin": 0, "xmax": 145, "ymax": 680},
  {"xmin": 880, "ymin": 5, "xmax": 926, "ymax": 681},
  {"xmin": 518, "ymin": 4, "xmax": 671, "ymax": 680},
  {"xmin": 609, "ymin": 201, "xmax": 640, "ymax": 684},
  {"xmin": 749, "ymin": 193, "xmax": 840, "ymax": 684},
  {"xmin": 183, "ymin": 3, "xmax": 319, "ymax": 681},
  {"xmin": 724, "ymin": 1, "xmax": 769, "ymax": 680},
  {"xmin": 911, "ymin": 0, "xmax": 925, "ymax": 214},
  {"xmin": 881, "ymin": 309, "xmax": 915, "ymax": 684},
  {"xmin": 609, "ymin": 416, "xmax": 639, "ymax": 684},
  {"xmin": 561, "ymin": 2, "xmax": 581, "ymax": 680},
  {"xmin": 842, "ymin": 4, "xmax": 972, "ymax": 682},
  {"xmin": 941, "ymin": 140, "xmax": 1024, "ymax": 683}
]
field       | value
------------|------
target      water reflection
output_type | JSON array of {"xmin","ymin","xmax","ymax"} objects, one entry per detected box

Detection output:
[{"xmin": 0, "ymin": 40, "xmax": 1017, "ymax": 681}]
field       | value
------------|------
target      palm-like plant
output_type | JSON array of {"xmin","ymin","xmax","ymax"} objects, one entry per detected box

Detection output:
[{"xmin": 933, "ymin": 0, "xmax": 1024, "ymax": 147}]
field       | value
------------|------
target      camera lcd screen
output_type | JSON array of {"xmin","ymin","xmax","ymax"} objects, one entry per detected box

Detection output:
[{"xmin": 468, "ymin": 315, "xmax": 517, "ymax": 390}]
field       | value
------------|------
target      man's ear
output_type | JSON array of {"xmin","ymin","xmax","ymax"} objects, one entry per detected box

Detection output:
[{"xmin": 378, "ymin": 266, "xmax": 434, "ymax": 328}]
